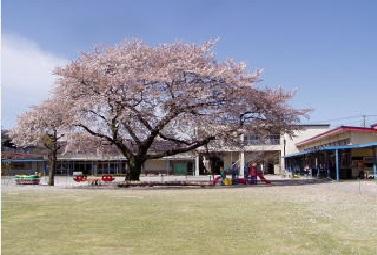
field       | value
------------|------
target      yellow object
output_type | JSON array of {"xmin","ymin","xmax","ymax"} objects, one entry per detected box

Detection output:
[{"xmin": 224, "ymin": 178, "xmax": 232, "ymax": 186}]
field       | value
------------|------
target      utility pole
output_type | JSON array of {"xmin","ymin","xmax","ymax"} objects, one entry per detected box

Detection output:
[{"xmin": 362, "ymin": 115, "xmax": 367, "ymax": 127}]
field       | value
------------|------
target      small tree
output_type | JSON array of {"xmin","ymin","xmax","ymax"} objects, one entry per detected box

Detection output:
[
  {"xmin": 52, "ymin": 39, "xmax": 307, "ymax": 180},
  {"xmin": 10, "ymin": 99, "xmax": 67, "ymax": 186}
]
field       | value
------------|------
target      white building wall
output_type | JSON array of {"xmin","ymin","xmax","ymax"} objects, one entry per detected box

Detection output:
[
  {"xmin": 281, "ymin": 125, "xmax": 331, "ymax": 172},
  {"xmin": 297, "ymin": 133, "xmax": 351, "ymax": 150},
  {"xmin": 244, "ymin": 144, "xmax": 281, "ymax": 151},
  {"xmin": 295, "ymin": 131, "xmax": 377, "ymax": 150},
  {"xmin": 351, "ymin": 132, "xmax": 377, "ymax": 144},
  {"xmin": 142, "ymin": 125, "xmax": 331, "ymax": 175}
]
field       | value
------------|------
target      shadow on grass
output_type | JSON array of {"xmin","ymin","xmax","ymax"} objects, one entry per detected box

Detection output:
[{"xmin": 71, "ymin": 177, "xmax": 334, "ymax": 191}]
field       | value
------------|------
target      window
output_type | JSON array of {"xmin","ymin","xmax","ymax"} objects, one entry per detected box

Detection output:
[{"xmin": 245, "ymin": 133, "xmax": 280, "ymax": 145}]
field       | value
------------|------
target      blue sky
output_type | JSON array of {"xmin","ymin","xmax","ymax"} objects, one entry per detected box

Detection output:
[{"xmin": 2, "ymin": 0, "xmax": 377, "ymax": 128}]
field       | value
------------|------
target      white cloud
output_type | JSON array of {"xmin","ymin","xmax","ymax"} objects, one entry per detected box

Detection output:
[{"xmin": 1, "ymin": 34, "xmax": 69, "ymax": 128}]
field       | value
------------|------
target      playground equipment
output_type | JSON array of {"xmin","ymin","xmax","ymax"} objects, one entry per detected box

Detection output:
[
  {"xmin": 73, "ymin": 175, "xmax": 114, "ymax": 186},
  {"xmin": 211, "ymin": 170, "xmax": 271, "ymax": 186},
  {"xmin": 224, "ymin": 178, "xmax": 232, "ymax": 186},
  {"xmin": 73, "ymin": 175, "xmax": 87, "ymax": 182},
  {"xmin": 212, "ymin": 158, "xmax": 271, "ymax": 186},
  {"xmin": 101, "ymin": 175, "xmax": 115, "ymax": 182},
  {"xmin": 257, "ymin": 171, "xmax": 271, "ymax": 184},
  {"xmin": 212, "ymin": 176, "xmax": 222, "ymax": 185},
  {"xmin": 15, "ymin": 175, "xmax": 40, "ymax": 185}
]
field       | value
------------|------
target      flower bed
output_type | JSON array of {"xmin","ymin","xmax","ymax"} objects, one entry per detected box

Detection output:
[{"xmin": 15, "ymin": 175, "xmax": 40, "ymax": 185}]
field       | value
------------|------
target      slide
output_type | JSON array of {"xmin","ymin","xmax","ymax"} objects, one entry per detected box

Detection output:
[
  {"xmin": 257, "ymin": 171, "xmax": 271, "ymax": 184},
  {"xmin": 212, "ymin": 175, "xmax": 222, "ymax": 186}
]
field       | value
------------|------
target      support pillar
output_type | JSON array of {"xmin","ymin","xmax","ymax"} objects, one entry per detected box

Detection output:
[
  {"xmin": 374, "ymin": 147, "xmax": 377, "ymax": 178},
  {"xmin": 239, "ymin": 133, "xmax": 245, "ymax": 177},
  {"xmin": 239, "ymin": 151, "xmax": 245, "ymax": 177},
  {"xmin": 194, "ymin": 155, "xmax": 200, "ymax": 176},
  {"xmin": 315, "ymin": 156, "xmax": 319, "ymax": 177},
  {"xmin": 280, "ymin": 136, "xmax": 286, "ymax": 174},
  {"xmin": 336, "ymin": 149, "xmax": 340, "ymax": 181}
]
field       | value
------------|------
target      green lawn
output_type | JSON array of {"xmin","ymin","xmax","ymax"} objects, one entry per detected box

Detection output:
[{"xmin": 2, "ymin": 182, "xmax": 377, "ymax": 255}]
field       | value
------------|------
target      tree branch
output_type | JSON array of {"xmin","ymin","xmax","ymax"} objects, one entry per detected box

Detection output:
[
  {"xmin": 158, "ymin": 133, "xmax": 195, "ymax": 146},
  {"xmin": 43, "ymin": 142, "xmax": 53, "ymax": 151},
  {"xmin": 76, "ymin": 123, "xmax": 134, "ymax": 159},
  {"xmin": 123, "ymin": 104, "xmax": 154, "ymax": 131},
  {"xmin": 146, "ymin": 136, "xmax": 215, "ymax": 160},
  {"xmin": 75, "ymin": 124, "xmax": 114, "ymax": 143},
  {"xmin": 140, "ymin": 110, "xmax": 182, "ymax": 154},
  {"xmin": 122, "ymin": 122, "xmax": 141, "ymax": 145},
  {"xmin": 87, "ymin": 110, "xmax": 107, "ymax": 121}
]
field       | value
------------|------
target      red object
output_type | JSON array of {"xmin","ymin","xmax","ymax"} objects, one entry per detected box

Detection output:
[
  {"xmin": 101, "ymin": 175, "xmax": 114, "ymax": 182},
  {"xmin": 212, "ymin": 176, "xmax": 221, "ymax": 185},
  {"xmin": 238, "ymin": 178, "xmax": 246, "ymax": 184},
  {"xmin": 257, "ymin": 171, "xmax": 271, "ymax": 184},
  {"xmin": 73, "ymin": 175, "xmax": 87, "ymax": 182},
  {"xmin": 250, "ymin": 165, "xmax": 257, "ymax": 177}
]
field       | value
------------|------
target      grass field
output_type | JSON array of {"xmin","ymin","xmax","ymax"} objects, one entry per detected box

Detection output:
[{"xmin": 2, "ymin": 181, "xmax": 377, "ymax": 255}]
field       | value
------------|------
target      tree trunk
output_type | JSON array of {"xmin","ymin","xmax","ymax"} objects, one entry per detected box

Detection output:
[
  {"xmin": 128, "ymin": 157, "xmax": 144, "ymax": 181},
  {"xmin": 48, "ymin": 150, "xmax": 57, "ymax": 186},
  {"xmin": 48, "ymin": 130, "xmax": 58, "ymax": 186}
]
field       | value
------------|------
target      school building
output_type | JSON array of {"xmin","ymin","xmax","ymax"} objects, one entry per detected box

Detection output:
[
  {"xmin": 2, "ymin": 124, "xmax": 377, "ymax": 180},
  {"xmin": 284, "ymin": 124, "xmax": 377, "ymax": 180},
  {"xmin": 193, "ymin": 124, "xmax": 332, "ymax": 177}
]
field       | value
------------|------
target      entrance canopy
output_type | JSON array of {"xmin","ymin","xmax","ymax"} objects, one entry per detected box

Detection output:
[
  {"xmin": 284, "ymin": 142, "xmax": 377, "ymax": 181},
  {"xmin": 284, "ymin": 142, "xmax": 377, "ymax": 159}
]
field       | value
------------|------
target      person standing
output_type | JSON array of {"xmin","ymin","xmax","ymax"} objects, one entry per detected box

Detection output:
[{"xmin": 231, "ymin": 162, "xmax": 239, "ymax": 185}]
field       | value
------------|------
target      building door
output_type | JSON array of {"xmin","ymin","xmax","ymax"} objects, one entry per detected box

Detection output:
[
  {"xmin": 210, "ymin": 156, "xmax": 224, "ymax": 175},
  {"xmin": 267, "ymin": 162, "xmax": 274, "ymax": 174},
  {"xmin": 173, "ymin": 163, "xmax": 187, "ymax": 175},
  {"xmin": 186, "ymin": 161, "xmax": 193, "ymax": 175}
]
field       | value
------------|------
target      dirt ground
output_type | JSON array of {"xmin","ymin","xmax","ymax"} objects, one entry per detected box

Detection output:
[{"xmin": 2, "ymin": 179, "xmax": 377, "ymax": 255}]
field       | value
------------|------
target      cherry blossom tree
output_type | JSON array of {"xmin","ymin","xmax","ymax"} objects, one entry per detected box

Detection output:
[
  {"xmin": 10, "ymin": 99, "xmax": 68, "ymax": 186},
  {"xmin": 53, "ymin": 39, "xmax": 307, "ymax": 180}
]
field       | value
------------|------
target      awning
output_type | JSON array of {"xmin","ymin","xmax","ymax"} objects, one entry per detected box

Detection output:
[
  {"xmin": 284, "ymin": 142, "xmax": 377, "ymax": 159},
  {"xmin": 319, "ymin": 142, "xmax": 377, "ymax": 151},
  {"xmin": 283, "ymin": 151, "xmax": 315, "ymax": 158}
]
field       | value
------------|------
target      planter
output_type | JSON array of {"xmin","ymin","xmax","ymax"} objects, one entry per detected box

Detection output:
[{"xmin": 15, "ymin": 175, "xmax": 40, "ymax": 185}]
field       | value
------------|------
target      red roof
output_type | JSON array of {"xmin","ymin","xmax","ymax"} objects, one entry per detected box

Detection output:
[{"xmin": 296, "ymin": 126, "xmax": 377, "ymax": 147}]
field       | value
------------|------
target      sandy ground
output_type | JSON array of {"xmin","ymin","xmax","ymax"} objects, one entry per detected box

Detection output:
[{"xmin": 2, "ymin": 175, "xmax": 376, "ymax": 200}]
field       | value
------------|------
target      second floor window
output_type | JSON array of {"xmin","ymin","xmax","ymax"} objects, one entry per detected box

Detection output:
[{"xmin": 245, "ymin": 134, "xmax": 280, "ymax": 145}]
